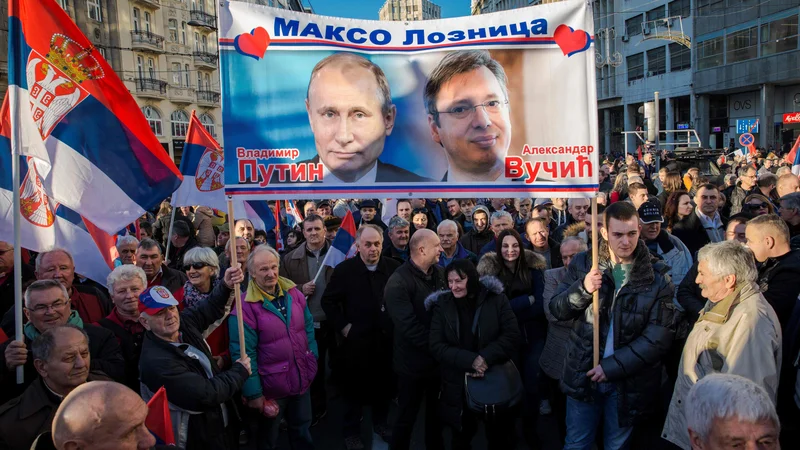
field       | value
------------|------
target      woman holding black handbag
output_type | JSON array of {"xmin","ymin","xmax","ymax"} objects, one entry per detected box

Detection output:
[{"xmin": 426, "ymin": 259, "xmax": 521, "ymax": 449}]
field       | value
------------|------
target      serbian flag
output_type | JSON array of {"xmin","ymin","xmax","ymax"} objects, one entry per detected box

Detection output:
[
  {"xmin": 0, "ymin": 151, "xmax": 116, "ymax": 284},
  {"xmin": 242, "ymin": 200, "xmax": 276, "ymax": 233},
  {"xmin": 286, "ymin": 200, "xmax": 304, "ymax": 227},
  {"xmin": 146, "ymin": 387, "xmax": 176, "ymax": 446},
  {"xmin": 172, "ymin": 111, "xmax": 225, "ymax": 210},
  {"xmin": 7, "ymin": 0, "xmax": 182, "ymax": 234},
  {"xmin": 320, "ymin": 210, "xmax": 358, "ymax": 270},
  {"xmin": 784, "ymin": 135, "xmax": 800, "ymax": 176}
]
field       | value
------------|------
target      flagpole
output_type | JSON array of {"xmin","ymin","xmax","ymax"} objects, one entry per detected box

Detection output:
[
  {"xmin": 226, "ymin": 197, "xmax": 246, "ymax": 360},
  {"xmin": 9, "ymin": 86, "xmax": 24, "ymax": 385},
  {"xmin": 591, "ymin": 196, "xmax": 600, "ymax": 368},
  {"xmin": 164, "ymin": 207, "xmax": 177, "ymax": 264}
]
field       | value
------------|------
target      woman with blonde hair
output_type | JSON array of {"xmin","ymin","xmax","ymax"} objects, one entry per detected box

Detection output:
[
  {"xmin": 609, "ymin": 172, "xmax": 629, "ymax": 204},
  {"xmin": 742, "ymin": 193, "xmax": 775, "ymax": 216}
]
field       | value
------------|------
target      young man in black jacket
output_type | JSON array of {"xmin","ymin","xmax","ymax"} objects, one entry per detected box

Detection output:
[
  {"xmin": 550, "ymin": 202, "xmax": 677, "ymax": 450},
  {"xmin": 384, "ymin": 229, "xmax": 446, "ymax": 450},
  {"xmin": 138, "ymin": 266, "xmax": 250, "ymax": 450}
]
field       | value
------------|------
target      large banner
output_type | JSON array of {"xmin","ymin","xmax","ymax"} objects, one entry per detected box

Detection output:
[{"xmin": 219, "ymin": 0, "xmax": 599, "ymax": 199}]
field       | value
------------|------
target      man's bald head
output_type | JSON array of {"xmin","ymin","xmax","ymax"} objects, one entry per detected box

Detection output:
[
  {"xmin": 777, "ymin": 173, "xmax": 800, "ymax": 198},
  {"xmin": 53, "ymin": 381, "xmax": 155, "ymax": 450},
  {"xmin": 409, "ymin": 229, "xmax": 437, "ymax": 255}
]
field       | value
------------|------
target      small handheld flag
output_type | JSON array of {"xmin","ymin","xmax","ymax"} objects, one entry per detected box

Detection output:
[
  {"xmin": 145, "ymin": 387, "xmax": 176, "ymax": 446},
  {"xmin": 313, "ymin": 211, "xmax": 357, "ymax": 283}
]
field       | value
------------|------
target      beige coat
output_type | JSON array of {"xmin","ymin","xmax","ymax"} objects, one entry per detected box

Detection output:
[
  {"xmin": 662, "ymin": 282, "xmax": 782, "ymax": 449},
  {"xmin": 193, "ymin": 206, "xmax": 216, "ymax": 247}
]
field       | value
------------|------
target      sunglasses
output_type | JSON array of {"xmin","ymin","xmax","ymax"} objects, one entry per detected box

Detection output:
[
  {"xmin": 746, "ymin": 202, "xmax": 769, "ymax": 209},
  {"xmin": 183, "ymin": 262, "xmax": 209, "ymax": 271}
]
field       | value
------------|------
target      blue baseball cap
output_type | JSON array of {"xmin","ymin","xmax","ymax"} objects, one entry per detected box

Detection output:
[{"xmin": 138, "ymin": 285, "xmax": 179, "ymax": 315}]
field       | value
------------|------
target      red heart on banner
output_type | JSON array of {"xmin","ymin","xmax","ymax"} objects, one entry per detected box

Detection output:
[
  {"xmin": 235, "ymin": 27, "xmax": 270, "ymax": 60},
  {"xmin": 553, "ymin": 24, "xmax": 589, "ymax": 57}
]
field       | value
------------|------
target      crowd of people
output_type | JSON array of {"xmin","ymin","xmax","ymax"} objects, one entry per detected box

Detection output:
[{"xmin": 0, "ymin": 150, "xmax": 798, "ymax": 450}]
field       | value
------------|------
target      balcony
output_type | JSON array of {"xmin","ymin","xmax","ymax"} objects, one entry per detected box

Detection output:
[
  {"xmin": 134, "ymin": 78, "xmax": 167, "ymax": 99},
  {"xmin": 130, "ymin": 30, "xmax": 165, "ymax": 53},
  {"xmin": 193, "ymin": 51, "xmax": 218, "ymax": 69},
  {"xmin": 168, "ymin": 85, "xmax": 195, "ymax": 105},
  {"xmin": 190, "ymin": 10, "xmax": 216, "ymax": 28},
  {"xmin": 196, "ymin": 90, "xmax": 220, "ymax": 106},
  {"xmin": 131, "ymin": 0, "xmax": 160, "ymax": 9}
]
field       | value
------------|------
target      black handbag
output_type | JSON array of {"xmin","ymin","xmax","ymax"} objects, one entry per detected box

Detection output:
[{"xmin": 463, "ymin": 303, "xmax": 524, "ymax": 417}]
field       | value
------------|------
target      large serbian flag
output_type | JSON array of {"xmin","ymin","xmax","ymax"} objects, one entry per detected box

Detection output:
[
  {"xmin": 7, "ymin": 0, "xmax": 182, "ymax": 234},
  {"xmin": 171, "ymin": 111, "xmax": 225, "ymax": 210},
  {"xmin": 320, "ymin": 210, "xmax": 358, "ymax": 272},
  {"xmin": 784, "ymin": 135, "xmax": 800, "ymax": 176}
]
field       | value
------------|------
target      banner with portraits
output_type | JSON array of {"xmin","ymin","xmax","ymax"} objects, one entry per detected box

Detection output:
[{"xmin": 219, "ymin": 0, "xmax": 599, "ymax": 199}]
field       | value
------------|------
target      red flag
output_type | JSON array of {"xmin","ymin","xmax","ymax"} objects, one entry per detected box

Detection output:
[
  {"xmin": 747, "ymin": 120, "xmax": 759, "ymax": 156},
  {"xmin": 146, "ymin": 387, "xmax": 176, "ymax": 446},
  {"xmin": 636, "ymin": 145, "xmax": 643, "ymax": 162},
  {"xmin": 784, "ymin": 135, "xmax": 800, "ymax": 176}
]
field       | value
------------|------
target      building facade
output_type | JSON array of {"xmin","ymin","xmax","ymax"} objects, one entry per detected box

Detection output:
[
  {"xmin": 4, "ymin": 0, "xmax": 306, "ymax": 164},
  {"xmin": 379, "ymin": 0, "xmax": 441, "ymax": 21}
]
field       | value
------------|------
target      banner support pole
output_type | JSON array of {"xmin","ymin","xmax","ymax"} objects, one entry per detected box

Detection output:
[
  {"xmin": 226, "ymin": 198, "xmax": 246, "ymax": 360},
  {"xmin": 591, "ymin": 196, "xmax": 600, "ymax": 368},
  {"xmin": 164, "ymin": 207, "xmax": 177, "ymax": 264},
  {"xmin": 10, "ymin": 87, "xmax": 24, "ymax": 384}
]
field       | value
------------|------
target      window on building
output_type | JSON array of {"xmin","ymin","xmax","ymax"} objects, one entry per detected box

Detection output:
[
  {"xmin": 132, "ymin": 8, "xmax": 140, "ymax": 32},
  {"xmin": 168, "ymin": 19, "xmax": 178, "ymax": 42},
  {"xmin": 646, "ymin": 6, "xmax": 666, "ymax": 23},
  {"xmin": 137, "ymin": 56, "xmax": 144, "ymax": 78},
  {"xmin": 627, "ymin": 53, "xmax": 644, "ymax": 82},
  {"xmin": 204, "ymin": 73, "xmax": 210, "ymax": 90},
  {"xmin": 697, "ymin": 36, "xmax": 724, "ymax": 69},
  {"xmin": 181, "ymin": 22, "xmax": 187, "ymax": 45},
  {"xmin": 669, "ymin": 42, "xmax": 691, "ymax": 71},
  {"xmin": 185, "ymin": 64, "xmax": 190, "ymax": 87},
  {"xmin": 647, "ymin": 46, "xmax": 666, "ymax": 75},
  {"xmin": 58, "ymin": 0, "xmax": 69, "ymax": 10},
  {"xmin": 199, "ymin": 113, "xmax": 215, "ymax": 137},
  {"xmin": 194, "ymin": 32, "xmax": 201, "ymax": 51},
  {"xmin": 197, "ymin": 72, "xmax": 203, "ymax": 91},
  {"xmin": 142, "ymin": 107, "xmax": 163, "ymax": 136},
  {"xmin": 144, "ymin": 11, "xmax": 152, "ymax": 33},
  {"xmin": 201, "ymin": 35, "xmax": 207, "ymax": 52},
  {"xmin": 668, "ymin": 0, "xmax": 690, "ymax": 18},
  {"xmin": 97, "ymin": 47, "xmax": 106, "ymax": 59},
  {"xmin": 87, "ymin": 0, "xmax": 102, "ymax": 22},
  {"xmin": 148, "ymin": 58, "xmax": 155, "ymax": 78},
  {"xmin": 761, "ymin": 14, "xmax": 798, "ymax": 56},
  {"xmin": 697, "ymin": 0, "xmax": 724, "ymax": 16},
  {"xmin": 625, "ymin": 15, "xmax": 643, "ymax": 37},
  {"xmin": 171, "ymin": 62, "xmax": 182, "ymax": 85},
  {"xmin": 171, "ymin": 110, "xmax": 190, "ymax": 137},
  {"xmin": 726, "ymin": 26, "xmax": 758, "ymax": 63}
]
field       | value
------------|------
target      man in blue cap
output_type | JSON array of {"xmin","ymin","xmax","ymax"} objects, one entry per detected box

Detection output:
[{"xmin": 138, "ymin": 265, "xmax": 251, "ymax": 450}]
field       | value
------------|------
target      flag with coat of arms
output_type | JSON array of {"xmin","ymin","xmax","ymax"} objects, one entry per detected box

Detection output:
[
  {"xmin": 7, "ymin": 0, "xmax": 182, "ymax": 234},
  {"xmin": 318, "ymin": 210, "xmax": 358, "ymax": 274}
]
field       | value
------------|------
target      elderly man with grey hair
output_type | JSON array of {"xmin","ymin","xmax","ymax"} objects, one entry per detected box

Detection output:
[
  {"xmin": 477, "ymin": 210, "xmax": 514, "ymax": 257},
  {"xmin": 382, "ymin": 215, "xmax": 411, "ymax": 263},
  {"xmin": 114, "ymin": 234, "xmax": 139, "ymax": 267},
  {"xmin": 437, "ymin": 219, "xmax": 477, "ymax": 266},
  {"xmin": 685, "ymin": 373, "xmax": 780, "ymax": 450},
  {"xmin": 779, "ymin": 192, "xmax": 800, "ymax": 245},
  {"xmin": 663, "ymin": 240, "xmax": 782, "ymax": 449}
]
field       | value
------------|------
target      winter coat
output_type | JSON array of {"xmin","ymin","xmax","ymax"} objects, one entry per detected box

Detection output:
[
  {"xmin": 229, "ymin": 277, "xmax": 318, "ymax": 401},
  {"xmin": 385, "ymin": 260, "xmax": 447, "ymax": 378},
  {"xmin": 662, "ymin": 282, "xmax": 782, "ymax": 449},
  {"xmin": 459, "ymin": 206, "xmax": 494, "ymax": 255},
  {"xmin": 426, "ymin": 276, "xmax": 520, "ymax": 430},
  {"xmin": 551, "ymin": 214, "xmax": 579, "ymax": 244},
  {"xmin": 647, "ymin": 230, "xmax": 693, "ymax": 295},
  {"xmin": 279, "ymin": 243, "xmax": 333, "ymax": 322},
  {"xmin": 193, "ymin": 206, "xmax": 216, "ymax": 247},
  {"xmin": 139, "ymin": 281, "xmax": 247, "ymax": 450},
  {"xmin": 756, "ymin": 249, "xmax": 800, "ymax": 329},
  {"xmin": 166, "ymin": 238, "xmax": 200, "ymax": 272},
  {"xmin": 150, "ymin": 264, "xmax": 189, "ymax": 300},
  {"xmin": 550, "ymin": 238, "xmax": 678, "ymax": 426},
  {"xmin": 477, "ymin": 250, "xmax": 547, "ymax": 347},
  {"xmin": 540, "ymin": 266, "xmax": 571, "ymax": 380},
  {"xmin": 671, "ymin": 209, "xmax": 726, "ymax": 262},
  {"xmin": 727, "ymin": 183, "xmax": 758, "ymax": 217},
  {"xmin": 438, "ymin": 242, "xmax": 478, "ymax": 267},
  {"xmin": 0, "ymin": 312, "xmax": 125, "ymax": 403}
]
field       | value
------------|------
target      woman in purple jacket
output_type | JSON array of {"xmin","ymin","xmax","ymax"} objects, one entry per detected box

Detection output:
[{"xmin": 229, "ymin": 245, "xmax": 318, "ymax": 450}]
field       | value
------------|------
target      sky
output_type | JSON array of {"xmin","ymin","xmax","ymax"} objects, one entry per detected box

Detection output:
[{"xmin": 306, "ymin": 0, "xmax": 471, "ymax": 20}]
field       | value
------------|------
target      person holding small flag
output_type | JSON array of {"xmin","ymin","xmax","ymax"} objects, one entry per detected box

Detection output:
[{"xmin": 322, "ymin": 224, "xmax": 400, "ymax": 449}]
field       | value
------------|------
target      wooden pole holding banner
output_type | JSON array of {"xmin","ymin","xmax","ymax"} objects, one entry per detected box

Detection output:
[
  {"xmin": 226, "ymin": 198, "xmax": 246, "ymax": 360},
  {"xmin": 591, "ymin": 196, "xmax": 600, "ymax": 367},
  {"xmin": 164, "ymin": 207, "xmax": 177, "ymax": 265}
]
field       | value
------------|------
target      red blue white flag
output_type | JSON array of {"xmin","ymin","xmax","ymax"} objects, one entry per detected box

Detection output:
[
  {"xmin": 145, "ymin": 386, "xmax": 176, "ymax": 446},
  {"xmin": 8, "ymin": 0, "xmax": 182, "ymax": 234},
  {"xmin": 172, "ymin": 111, "xmax": 226, "ymax": 210},
  {"xmin": 320, "ymin": 210, "xmax": 357, "ymax": 270},
  {"xmin": 286, "ymin": 200, "xmax": 304, "ymax": 227},
  {"xmin": 273, "ymin": 202, "xmax": 284, "ymax": 252},
  {"xmin": 784, "ymin": 135, "xmax": 800, "ymax": 176}
]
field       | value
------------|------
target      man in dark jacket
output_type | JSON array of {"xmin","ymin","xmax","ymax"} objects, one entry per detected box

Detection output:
[
  {"xmin": 0, "ymin": 280, "xmax": 125, "ymax": 403},
  {"xmin": 673, "ymin": 184, "xmax": 727, "ymax": 261},
  {"xmin": 321, "ymin": 225, "xmax": 401, "ymax": 449},
  {"xmin": 437, "ymin": 220, "xmax": 477, "ymax": 267},
  {"xmin": 382, "ymin": 216, "xmax": 411, "ymax": 263},
  {"xmin": 550, "ymin": 202, "xmax": 677, "ymax": 449},
  {"xmin": 726, "ymin": 165, "xmax": 759, "ymax": 216},
  {"xmin": 459, "ymin": 205, "xmax": 493, "ymax": 255},
  {"xmin": 551, "ymin": 198, "xmax": 590, "ymax": 244},
  {"xmin": 358, "ymin": 200, "xmax": 387, "ymax": 231},
  {"xmin": 135, "ymin": 239, "xmax": 187, "ymax": 302},
  {"xmin": 385, "ymin": 229, "xmax": 446, "ymax": 450},
  {"xmin": 0, "ymin": 325, "xmax": 99, "ymax": 450},
  {"xmin": 0, "ymin": 241, "xmax": 35, "ymax": 328},
  {"xmin": 138, "ymin": 265, "xmax": 250, "ymax": 450},
  {"xmin": 166, "ymin": 221, "xmax": 200, "ymax": 271},
  {"xmin": 525, "ymin": 217, "xmax": 563, "ymax": 269}
]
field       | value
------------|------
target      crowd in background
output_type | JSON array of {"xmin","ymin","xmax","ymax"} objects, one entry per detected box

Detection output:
[{"xmin": 0, "ymin": 148, "xmax": 798, "ymax": 449}]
